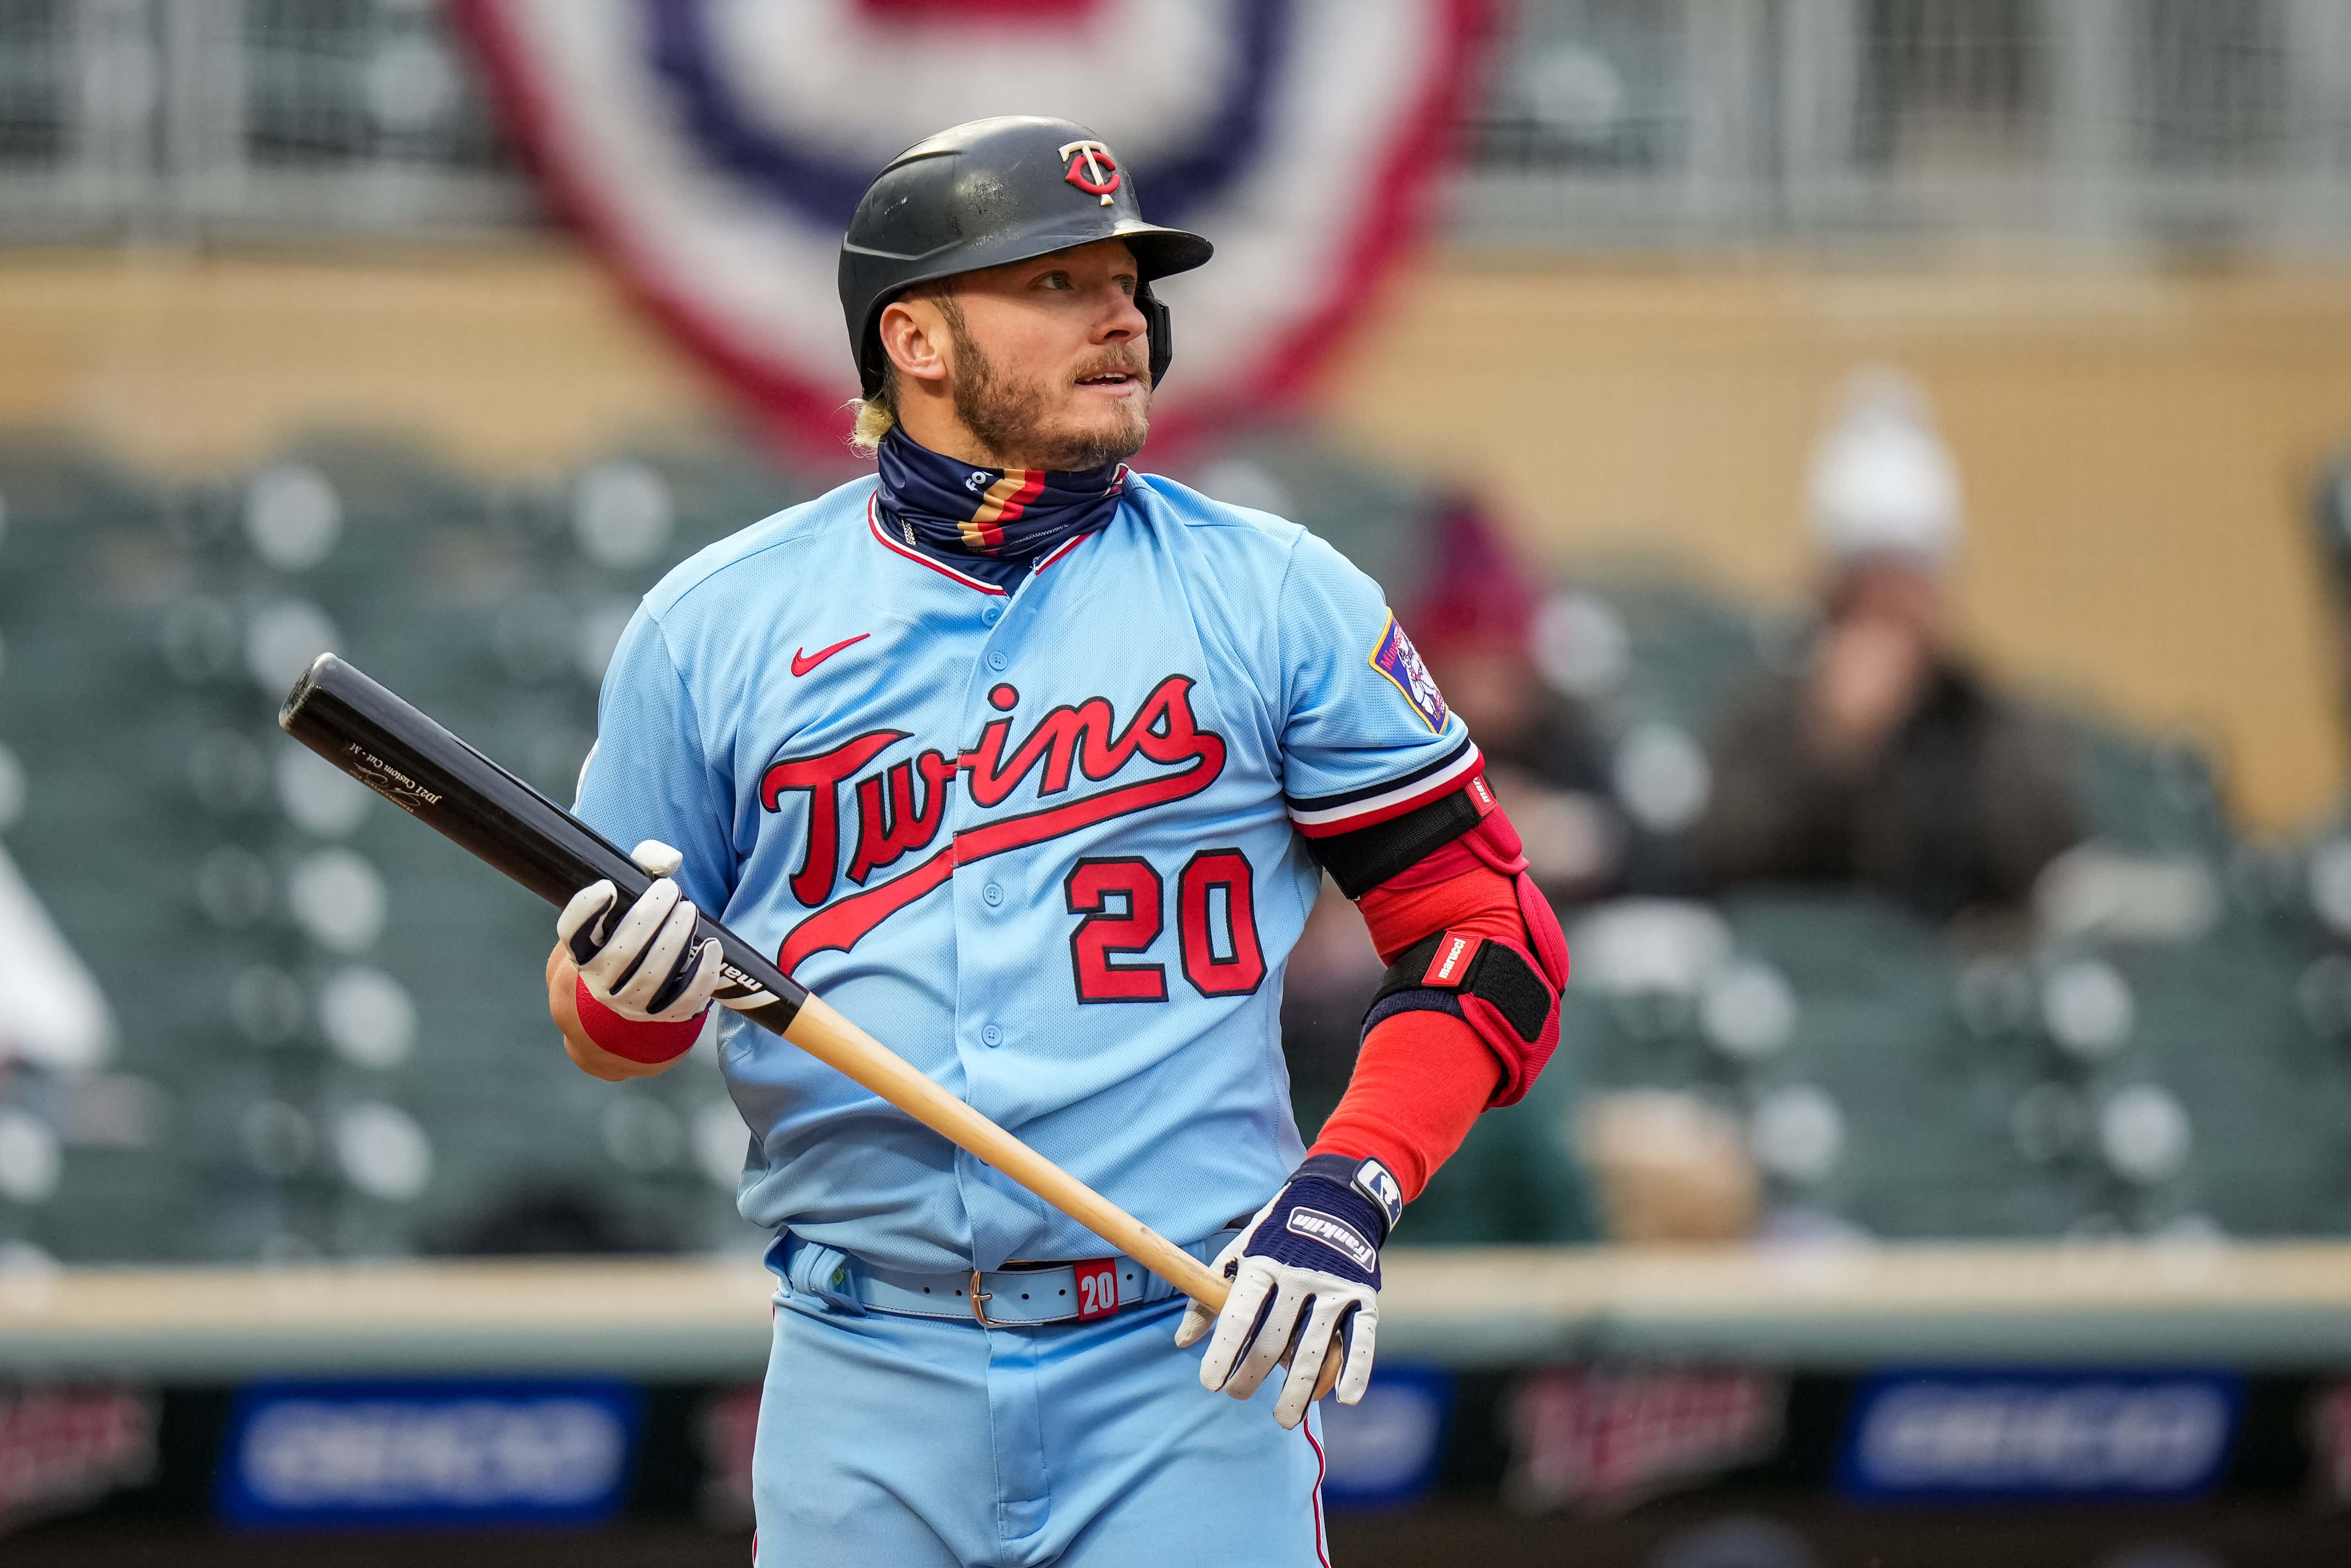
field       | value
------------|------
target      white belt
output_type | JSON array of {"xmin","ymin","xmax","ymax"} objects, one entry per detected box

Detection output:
[{"xmin": 778, "ymin": 1228, "xmax": 1242, "ymax": 1327}]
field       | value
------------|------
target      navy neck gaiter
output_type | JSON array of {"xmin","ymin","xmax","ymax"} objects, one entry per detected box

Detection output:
[{"xmin": 873, "ymin": 426, "xmax": 1126, "ymax": 591}]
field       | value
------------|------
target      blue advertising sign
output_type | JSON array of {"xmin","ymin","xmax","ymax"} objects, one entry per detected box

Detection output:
[
  {"xmin": 1318, "ymin": 1364, "xmax": 1453, "ymax": 1509},
  {"xmin": 215, "ymin": 1380, "xmax": 641, "ymax": 1529},
  {"xmin": 1838, "ymin": 1369, "xmax": 2239, "ymax": 1503}
]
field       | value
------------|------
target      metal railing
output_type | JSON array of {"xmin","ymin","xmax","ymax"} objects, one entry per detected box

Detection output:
[
  {"xmin": 0, "ymin": 0, "xmax": 531, "ymax": 243},
  {"xmin": 1457, "ymin": 0, "xmax": 2351, "ymax": 254}
]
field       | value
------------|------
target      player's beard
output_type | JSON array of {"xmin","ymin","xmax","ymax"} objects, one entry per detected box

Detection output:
[{"xmin": 948, "ymin": 317, "xmax": 1150, "ymax": 472}]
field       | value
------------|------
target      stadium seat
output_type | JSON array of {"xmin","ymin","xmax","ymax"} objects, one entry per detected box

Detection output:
[{"xmin": 4, "ymin": 427, "xmax": 2346, "ymax": 1265}]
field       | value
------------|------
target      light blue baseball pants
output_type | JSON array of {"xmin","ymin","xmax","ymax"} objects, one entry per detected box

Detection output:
[{"xmin": 752, "ymin": 1264, "xmax": 1331, "ymax": 1566}]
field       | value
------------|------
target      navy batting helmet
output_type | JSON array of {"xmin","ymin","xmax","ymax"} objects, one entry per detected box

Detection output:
[{"xmin": 838, "ymin": 116, "xmax": 1213, "ymax": 400}]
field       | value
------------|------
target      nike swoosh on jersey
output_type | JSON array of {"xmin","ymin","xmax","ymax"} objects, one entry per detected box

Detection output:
[{"xmin": 790, "ymin": 634, "xmax": 870, "ymax": 677}]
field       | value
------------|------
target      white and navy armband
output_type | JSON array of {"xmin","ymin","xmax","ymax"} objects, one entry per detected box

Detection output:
[{"xmin": 1288, "ymin": 738, "xmax": 1488, "ymax": 898}]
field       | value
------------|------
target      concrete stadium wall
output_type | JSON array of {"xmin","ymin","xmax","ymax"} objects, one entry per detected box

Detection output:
[{"xmin": 1, "ymin": 249, "xmax": 2345, "ymax": 830}]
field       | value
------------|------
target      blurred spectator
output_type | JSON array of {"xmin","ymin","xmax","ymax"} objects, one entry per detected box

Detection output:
[
  {"xmin": 1283, "ymin": 491, "xmax": 1645, "ymax": 1134},
  {"xmin": 1411, "ymin": 494, "xmax": 1655, "ymax": 907},
  {"xmin": 1696, "ymin": 371, "xmax": 2079, "ymax": 922},
  {"xmin": 2309, "ymin": 444, "xmax": 2351, "ymax": 724},
  {"xmin": 1574, "ymin": 1091, "xmax": 1760, "ymax": 1244}
]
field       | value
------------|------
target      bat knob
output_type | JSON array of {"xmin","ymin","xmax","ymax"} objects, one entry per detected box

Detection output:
[{"xmin": 278, "ymin": 651, "xmax": 347, "ymax": 733}]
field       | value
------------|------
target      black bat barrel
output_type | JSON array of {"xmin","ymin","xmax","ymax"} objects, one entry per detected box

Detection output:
[{"xmin": 278, "ymin": 652, "xmax": 804, "ymax": 1029}]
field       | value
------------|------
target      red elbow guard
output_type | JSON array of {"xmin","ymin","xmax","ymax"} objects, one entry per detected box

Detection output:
[
  {"xmin": 574, "ymin": 978, "xmax": 705, "ymax": 1065},
  {"xmin": 1370, "ymin": 923, "xmax": 1562, "ymax": 1105},
  {"xmin": 1358, "ymin": 802, "xmax": 1571, "ymax": 1107}
]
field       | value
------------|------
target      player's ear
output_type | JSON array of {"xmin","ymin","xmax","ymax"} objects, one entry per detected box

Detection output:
[{"xmin": 878, "ymin": 297, "xmax": 952, "ymax": 388}]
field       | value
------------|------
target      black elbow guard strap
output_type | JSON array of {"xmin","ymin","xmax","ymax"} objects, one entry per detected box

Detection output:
[
  {"xmin": 1363, "ymin": 928, "xmax": 1561, "ymax": 1105},
  {"xmin": 1304, "ymin": 789, "xmax": 1485, "ymax": 900}
]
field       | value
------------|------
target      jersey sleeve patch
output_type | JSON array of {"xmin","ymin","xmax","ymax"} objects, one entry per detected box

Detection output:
[{"xmin": 1370, "ymin": 614, "xmax": 1449, "ymax": 734}]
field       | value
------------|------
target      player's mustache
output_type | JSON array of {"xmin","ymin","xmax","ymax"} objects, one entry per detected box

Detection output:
[{"xmin": 1072, "ymin": 346, "xmax": 1149, "ymax": 384}]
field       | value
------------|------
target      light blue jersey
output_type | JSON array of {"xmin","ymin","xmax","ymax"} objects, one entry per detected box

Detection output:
[{"xmin": 576, "ymin": 472, "xmax": 1477, "ymax": 1274}]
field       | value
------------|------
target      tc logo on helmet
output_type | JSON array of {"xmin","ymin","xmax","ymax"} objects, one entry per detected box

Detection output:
[{"xmin": 1058, "ymin": 139, "xmax": 1121, "ymax": 206}]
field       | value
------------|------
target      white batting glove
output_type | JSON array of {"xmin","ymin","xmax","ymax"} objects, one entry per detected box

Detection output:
[
  {"xmin": 1175, "ymin": 1153, "xmax": 1403, "ymax": 1429},
  {"xmin": 555, "ymin": 839, "xmax": 723, "ymax": 1024}
]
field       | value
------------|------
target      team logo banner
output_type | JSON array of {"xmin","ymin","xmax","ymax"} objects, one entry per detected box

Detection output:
[
  {"xmin": 452, "ymin": 0, "xmax": 1485, "ymax": 453},
  {"xmin": 1504, "ymin": 1365, "xmax": 1787, "ymax": 1515},
  {"xmin": 0, "ymin": 1386, "xmax": 157, "ymax": 1533}
]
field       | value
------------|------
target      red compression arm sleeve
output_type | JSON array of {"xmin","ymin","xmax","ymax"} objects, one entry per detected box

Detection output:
[
  {"xmin": 574, "ymin": 979, "xmax": 705, "ymax": 1065},
  {"xmin": 1306, "ymin": 837, "xmax": 1527, "ymax": 1201},
  {"xmin": 1311, "ymin": 1012, "xmax": 1501, "ymax": 1202}
]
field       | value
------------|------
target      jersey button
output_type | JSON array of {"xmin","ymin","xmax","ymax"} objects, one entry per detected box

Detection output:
[
  {"xmin": 981, "ymin": 604, "xmax": 1002, "ymax": 625},
  {"xmin": 981, "ymin": 882, "xmax": 1003, "ymax": 906},
  {"xmin": 981, "ymin": 1024, "xmax": 1003, "ymax": 1047},
  {"xmin": 987, "ymin": 651, "xmax": 1008, "ymax": 672}
]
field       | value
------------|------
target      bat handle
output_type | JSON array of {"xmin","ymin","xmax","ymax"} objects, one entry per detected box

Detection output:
[
  {"xmin": 778, "ymin": 997, "xmax": 1350, "ymax": 1405},
  {"xmin": 1121, "ymin": 1217, "xmax": 1347, "ymax": 1402}
]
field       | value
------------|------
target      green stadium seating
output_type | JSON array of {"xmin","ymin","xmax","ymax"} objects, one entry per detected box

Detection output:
[{"xmin": 0, "ymin": 425, "xmax": 2340, "ymax": 1269}]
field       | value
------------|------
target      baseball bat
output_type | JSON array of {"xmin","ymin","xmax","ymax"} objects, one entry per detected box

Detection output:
[{"xmin": 279, "ymin": 654, "xmax": 1345, "ymax": 1399}]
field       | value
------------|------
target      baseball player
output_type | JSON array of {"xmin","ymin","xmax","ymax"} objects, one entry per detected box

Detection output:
[{"xmin": 545, "ymin": 117, "xmax": 1568, "ymax": 1565}]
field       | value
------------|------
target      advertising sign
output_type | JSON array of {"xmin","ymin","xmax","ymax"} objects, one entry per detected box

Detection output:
[
  {"xmin": 1319, "ymin": 1364, "xmax": 1452, "ymax": 1508},
  {"xmin": 215, "ymin": 1380, "xmax": 641, "ymax": 1529},
  {"xmin": 1839, "ymin": 1370, "xmax": 2239, "ymax": 1503}
]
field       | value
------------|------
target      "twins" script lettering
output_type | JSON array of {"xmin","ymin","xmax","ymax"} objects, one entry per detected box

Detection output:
[{"xmin": 756, "ymin": 675, "xmax": 1226, "ymax": 972}]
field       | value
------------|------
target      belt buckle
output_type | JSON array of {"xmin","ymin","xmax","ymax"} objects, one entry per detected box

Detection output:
[{"xmin": 969, "ymin": 1268, "xmax": 1007, "ymax": 1328}]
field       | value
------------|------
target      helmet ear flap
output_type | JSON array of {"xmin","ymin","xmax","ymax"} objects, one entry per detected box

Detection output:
[{"xmin": 1140, "ymin": 283, "xmax": 1173, "ymax": 388}]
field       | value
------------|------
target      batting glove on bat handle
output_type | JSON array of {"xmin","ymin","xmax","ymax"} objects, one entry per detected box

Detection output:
[
  {"xmin": 555, "ymin": 840, "xmax": 725, "ymax": 1024},
  {"xmin": 1174, "ymin": 1152, "xmax": 1403, "ymax": 1429}
]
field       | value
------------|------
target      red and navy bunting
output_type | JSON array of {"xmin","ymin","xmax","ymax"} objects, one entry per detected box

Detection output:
[{"xmin": 450, "ymin": 0, "xmax": 1489, "ymax": 457}]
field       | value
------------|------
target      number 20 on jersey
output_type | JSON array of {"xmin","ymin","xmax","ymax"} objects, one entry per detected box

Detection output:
[{"xmin": 1062, "ymin": 848, "xmax": 1265, "ymax": 1004}]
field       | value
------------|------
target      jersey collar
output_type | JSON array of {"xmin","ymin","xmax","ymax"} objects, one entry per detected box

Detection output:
[{"xmin": 866, "ymin": 490, "xmax": 1107, "ymax": 596}]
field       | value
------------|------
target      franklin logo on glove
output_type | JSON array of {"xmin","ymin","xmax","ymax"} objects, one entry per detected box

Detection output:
[
  {"xmin": 1177, "ymin": 1152, "xmax": 1402, "ymax": 1429},
  {"xmin": 1286, "ymin": 1210, "xmax": 1376, "ymax": 1270}
]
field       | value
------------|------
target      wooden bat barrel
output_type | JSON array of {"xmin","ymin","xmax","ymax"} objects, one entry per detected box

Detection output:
[{"xmin": 279, "ymin": 652, "xmax": 801, "ymax": 1025}]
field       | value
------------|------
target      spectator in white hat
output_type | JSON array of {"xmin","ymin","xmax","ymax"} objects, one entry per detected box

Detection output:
[{"xmin": 1695, "ymin": 370, "xmax": 2079, "ymax": 922}]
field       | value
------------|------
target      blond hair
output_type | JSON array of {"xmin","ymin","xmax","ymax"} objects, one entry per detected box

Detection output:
[{"xmin": 848, "ymin": 396, "xmax": 896, "ymax": 456}]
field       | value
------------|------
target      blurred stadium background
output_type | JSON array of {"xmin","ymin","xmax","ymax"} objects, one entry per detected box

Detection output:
[{"xmin": 5, "ymin": 2, "xmax": 2351, "ymax": 1565}]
